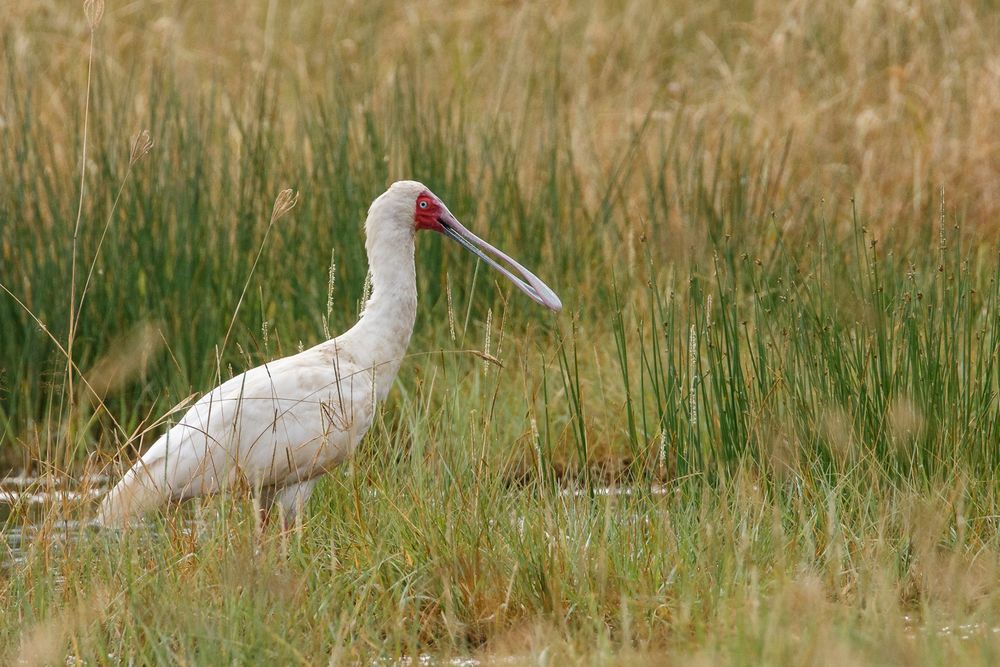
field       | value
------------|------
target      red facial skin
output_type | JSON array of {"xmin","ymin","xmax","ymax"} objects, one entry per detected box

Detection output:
[{"xmin": 414, "ymin": 191, "xmax": 445, "ymax": 232}]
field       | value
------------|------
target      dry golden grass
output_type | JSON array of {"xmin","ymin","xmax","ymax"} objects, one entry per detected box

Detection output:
[{"xmin": 3, "ymin": 0, "xmax": 999, "ymax": 229}]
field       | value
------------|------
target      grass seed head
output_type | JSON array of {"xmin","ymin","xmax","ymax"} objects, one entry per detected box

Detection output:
[
  {"xmin": 821, "ymin": 405, "xmax": 853, "ymax": 466},
  {"xmin": 888, "ymin": 396, "xmax": 924, "ymax": 451},
  {"xmin": 483, "ymin": 308, "xmax": 493, "ymax": 375},
  {"xmin": 446, "ymin": 273, "xmax": 456, "ymax": 342},
  {"xmin": 764, "ymin": 420, "xmax": 801, "ymax": 482},
  {"xmin": 270, "ymin": 188, "xmax": 299, "ymax": 223},
  {"xmin": 688, "ymin": 324, "xmax": 698, "ymax": 427},
  {"xmin": 83, "ymin": 0, "xmax": 104, "ymax": 30},
  {"xmin": 82, "ymin": 321, "xmax": 162, "ymax": 405},
  {"xmin": 129, "ymin": 129, "xmax": 153, "ymax": 166}
]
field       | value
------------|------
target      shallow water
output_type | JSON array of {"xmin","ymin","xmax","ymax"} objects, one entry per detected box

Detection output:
[
  {"xmin": 0, "ymin": 477, "xmax": 105, "ymax": 519},
  {"xmin": 1, "ymin": 476, "xmax": 108, "ymax": 567},
  {"xmin": 0, "ymin": 478, "xmax": 668, "ymax": 568}
]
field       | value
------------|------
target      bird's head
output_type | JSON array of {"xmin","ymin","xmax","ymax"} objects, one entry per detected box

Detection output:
[{"xmin": 374, "ymin": 180, "xmax": 562, "ymax": 312}]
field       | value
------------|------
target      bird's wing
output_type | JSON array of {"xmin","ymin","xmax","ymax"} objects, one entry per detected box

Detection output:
[{"xmin": 99, "ymin": 348, "xmax": 376, "ymax": 524}]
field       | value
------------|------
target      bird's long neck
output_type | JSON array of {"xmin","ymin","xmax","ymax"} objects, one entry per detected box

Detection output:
[{"xmin": 324, "ymin": 213, "xmax": 418, "ymax": 402}]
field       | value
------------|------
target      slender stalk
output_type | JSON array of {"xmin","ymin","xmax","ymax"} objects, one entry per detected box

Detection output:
[{"xmin": 65, "ymin": 23, "xmax": 97, "ymax": 429}]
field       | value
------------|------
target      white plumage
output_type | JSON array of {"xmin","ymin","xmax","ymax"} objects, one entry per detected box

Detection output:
[{"xmin": 99, "ymin": 180, "xmax": 561, "ymax": 526}]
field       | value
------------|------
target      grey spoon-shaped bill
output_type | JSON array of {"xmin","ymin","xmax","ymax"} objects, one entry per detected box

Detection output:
[{"xmin": 438, "ymin": 209, "xmax": 562, "ymax": 312}]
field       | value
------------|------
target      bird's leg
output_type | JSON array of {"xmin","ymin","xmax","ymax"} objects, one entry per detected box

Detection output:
[
  {"xmin": 271, "ymin": 479, "xmax": 319, "ymax": 531},
  {"xmin": 255, "ymin": 484, "xmax": 279, "ymax": 530}
]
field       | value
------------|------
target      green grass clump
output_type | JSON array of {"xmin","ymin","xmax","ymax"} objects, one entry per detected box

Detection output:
[{"xmin": 3, "ymin": 453, "xmax": 999, "ymax": 663}]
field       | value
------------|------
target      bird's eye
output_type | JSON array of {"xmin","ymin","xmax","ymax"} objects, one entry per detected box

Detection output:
[{"xmin": 419, "ymin": 201, "xmax": 429, "ymax": 209}]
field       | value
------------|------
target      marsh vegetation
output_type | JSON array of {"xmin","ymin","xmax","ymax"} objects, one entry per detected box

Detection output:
[{"xmin": 1, "ymin": 1, "xmax": 999, "ymax": 663}]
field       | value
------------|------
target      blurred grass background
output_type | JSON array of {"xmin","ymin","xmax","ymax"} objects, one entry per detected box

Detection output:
[{"xmin": 1, "ymin": 1, "xmax": 999, "ymax": 663}]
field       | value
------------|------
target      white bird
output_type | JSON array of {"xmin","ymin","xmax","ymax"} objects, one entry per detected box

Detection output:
[{"xmin": 99, "ymin": 181, "xmax": 561, "ymax": 527}]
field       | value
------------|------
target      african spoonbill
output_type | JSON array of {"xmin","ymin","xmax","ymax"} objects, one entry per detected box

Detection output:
[{"xmin": 99, "ymin": 181, "xmax": 561, "ymax": 526}]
